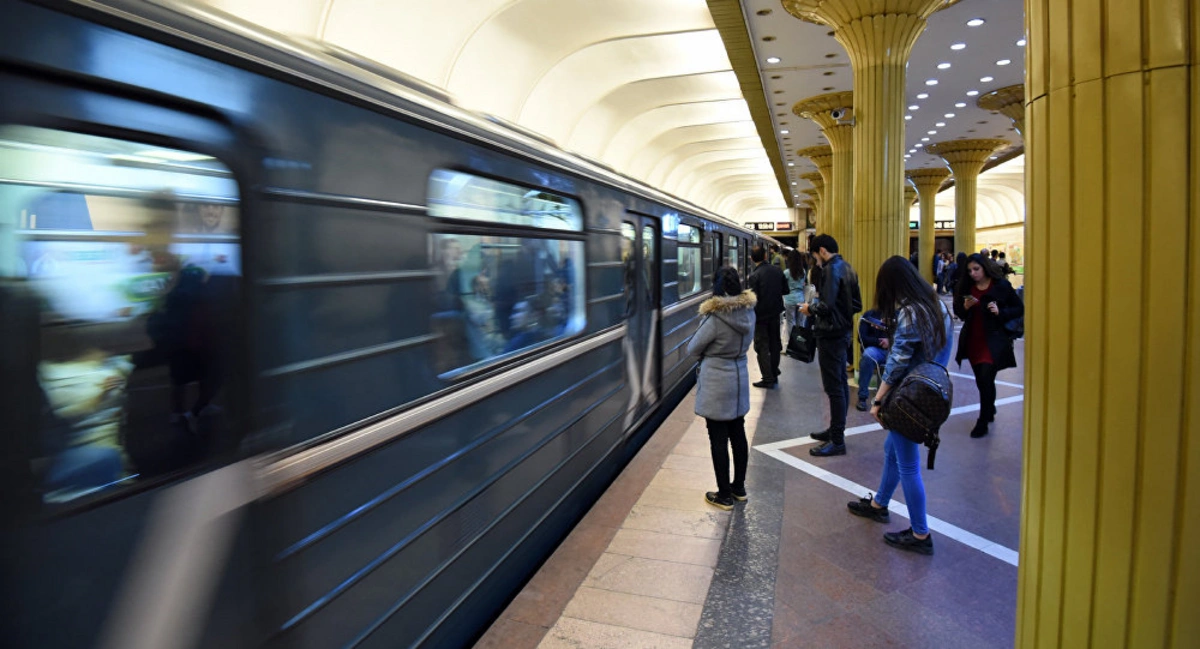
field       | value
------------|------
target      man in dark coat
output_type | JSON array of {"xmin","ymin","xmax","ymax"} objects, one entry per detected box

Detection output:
[
  {"xmin": 747, "ymin": 244, "xmax": 789, "ymax": 388},
  {"xmin": 799, "ymin": 234, "xmax": 861, "ymax": 456}
]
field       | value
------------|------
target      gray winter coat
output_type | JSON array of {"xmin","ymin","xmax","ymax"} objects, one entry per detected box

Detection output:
[{"xmin": 687, "ymin": 290, "xmax": 757, "ymax": 421}]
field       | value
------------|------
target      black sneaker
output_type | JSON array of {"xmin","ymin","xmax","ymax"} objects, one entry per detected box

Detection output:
[
  {"xmin": 809, "ymin": 428, "xmax": 832, "ymax": 442},
  {"xmin": 809, "ymin": 442, "xmax": 846, "ymax": 457},
  {"xmin": 884, "ymin": 528, "xmax": 934, "ymax": 555},
  {"xmin": 847, "ymin": 494, "xmax": 890, "ymax": 523},
  {"xmin": 855, "ymin": 397, "xmax": 869, "ymax": 411},
  {"xmin": 752, "ymin": 380, "xmax": 777, "ymax": 389},
  {"xmin": 970, "ymin": 419, "xmax": 990, "ymax": 438},
  {"xmin": 705, "ymin": 491, "xmax": 734, "ymax": 511},
  {"xmin": 731, "ymin": 488, "xmax": 748, "ymax": 502}
]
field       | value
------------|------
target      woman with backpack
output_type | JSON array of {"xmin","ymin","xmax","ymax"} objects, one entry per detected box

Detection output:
[
  {"xmin": 688, "ymin": 266, "xmax": 756, "ymax": 511},
  {"xmin": 953, "ymin": 253, "xmax": 1023, "ymax": 438},
  {"xmin": 847, "ymin": 256, "xmax": 953, "ymax": 555}
]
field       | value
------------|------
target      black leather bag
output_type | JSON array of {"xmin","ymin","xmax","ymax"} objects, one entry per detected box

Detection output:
[
  {"xmin": 879, "ymin": 362, "xmax": 953, "ymax": 469},
  {"xmin": 786, "ymin": 322, "xmax": 815, "ymax": 363}
]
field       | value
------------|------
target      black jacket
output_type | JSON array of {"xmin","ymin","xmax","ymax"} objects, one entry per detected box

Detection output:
[
  {"xmin": 858, "ymin": 309, "xmax": 887, "ymax": 349},
  {"xmin": 953, "ymin": 278, "xmax": 1023, "ymax": 371},
  {"xmin": 748, "ymin": 261, "xmax": 788, "ymax": 323},
  {"xmin": 810, "ymin": 254, "xmax": 861, "ymax": 339}
]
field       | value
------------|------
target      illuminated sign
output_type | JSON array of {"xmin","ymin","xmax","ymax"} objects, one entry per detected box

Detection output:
[
  {"xmin": 776, "ymin": 222, "xmax": 794, "ymax": 231},
  {"xmin": 743, "ymin": 222, "xmax": 776, "ymax": 231}
]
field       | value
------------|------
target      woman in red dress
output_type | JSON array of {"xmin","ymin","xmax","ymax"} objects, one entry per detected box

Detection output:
[{"xmin": 953, "ymin": 253, "xmax": 1023, "ymax": 437}]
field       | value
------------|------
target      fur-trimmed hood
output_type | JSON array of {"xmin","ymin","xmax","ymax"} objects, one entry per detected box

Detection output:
[{"xmin": 698, "ymin": 290, "xmax": 756, "ymax": 335}]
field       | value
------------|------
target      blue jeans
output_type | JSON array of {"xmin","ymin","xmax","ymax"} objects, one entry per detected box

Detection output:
[
  {"xmin": 874, "ymin": 431, "xmax": 928, "ymax": 535},
  {"xmin": 857, "ymin": 346, "xmax": 888, "ymax": 401}
]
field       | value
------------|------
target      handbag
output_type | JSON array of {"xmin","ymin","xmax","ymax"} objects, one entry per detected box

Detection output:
[
  {"xmin": 786, "ymin": 321, "xmax": 815, "ymax": 363},
  {"xmin": 878, "ymin": 361, "xmax": 953, "ymax": 469}
]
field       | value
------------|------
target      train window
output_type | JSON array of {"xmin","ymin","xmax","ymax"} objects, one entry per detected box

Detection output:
[
  {"xmin": 677, "ymin": 224, "xmax": 701, "ymax": 297},
  {"xmin": 727, "ymin": 234, "xmax": 739, "ymax": 269},
  {"xmin": 427, "ymin": 169, "xmax": 583, "ymax": 231},
  {"xmin": 0, "ymin": 125, "xmax": 241, "ymax": 505}
]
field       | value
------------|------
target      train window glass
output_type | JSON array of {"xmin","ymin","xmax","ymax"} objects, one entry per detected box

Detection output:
[
  {"xmin": 430, "ymin": 234, "xmax": 585, "ymax": 378},
  {"xmin": 727, "ymin": 234, "xmax": 739, "ymax": 269},
  {"xmin": 641, "ymin": 225, "xmax": 655, "ymax": 301},
  {"xmin": 427, "ymin": 169, "xmax": 583, "ymax": 231},
  {"xmin": 0, "ymin": 125, "xmax": 241, "ymax": 505},
  {"xmin": 677, "ymin": 224, "xmax": 701, "ymax": 297}
]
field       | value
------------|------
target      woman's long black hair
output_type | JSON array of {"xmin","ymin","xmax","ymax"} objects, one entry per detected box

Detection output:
[
  {"xmin": 786, "ymin": 248, "xmax": 807, "ymax": 281},
  {"xmin": 874, "ymin": 256, "xmax": 947, "ymax": 352},
  {"xmin": 954, "ymin": 252, "xmax": 1005, "ymax": 297},
  {"xmin": 713, "ymin": 266, "xmax": 743, "ymax": 297}
]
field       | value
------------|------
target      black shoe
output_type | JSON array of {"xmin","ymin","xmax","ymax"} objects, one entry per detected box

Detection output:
[
  {"xmin": 855, "ymin": 397, "xmax": 869, "ymax": 412},
  {"xmin": 752, "ymin": 380, "xmax": 777, "ymax": 389},
  {"xmin": 809, "ymin": 428, "xmax": 831, "ymax": 442},
  {"xmin": 884, "ymin": 528, "xmax": 934, "ymax": 555},
  {"xmin": 809, "ymin": 442, "xmax": 846, "ymax": 457},
  {"xmin": 847, "ymin": 494, "xmax": 890, "ymax": 523},
  {"xmin": 705, "ymin": 491, "xmax": 734, "ymax": 511},
  {"xmin": 970, "ymin": 419, "xmax": 990, "ymax": 438},
  {"xmin": 731, "ymin": 488, "xmax": 748, "ymax": 502}
]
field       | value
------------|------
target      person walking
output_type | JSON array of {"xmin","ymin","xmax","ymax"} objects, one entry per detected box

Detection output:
[
  {"xmin": 687, "ymin": 266, "xmax": 756, "ymax": 510},
  {"xmin": 953, "ymin": 253, "xmax": 1023, "ymax": 438},
  {"xmin": 748, "ymin": 244, "xmax": 788, "ymax": 388},
  {"xmin": 799, "ymin": 234, "xmax": 861, "ymax": 456},
  {"xmin": 847, "ymin": 256, "xmax": 954, "ymax": 555}
]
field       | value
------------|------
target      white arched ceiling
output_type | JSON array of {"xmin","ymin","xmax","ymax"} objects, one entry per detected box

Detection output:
[
  {"xmin": 700, "ymin": 174, "xmax": 776, "ymax": 206},
  {"xmin": 190, "ymin": 0, "xmax": 786, "ymax": 219},
  {"xmin": 677, "ymin": 159, "xmax": 775, "ymax": 198},
  {"xmin": 658, "ymin": 143, "xmax": 764, "ymax": 188}
]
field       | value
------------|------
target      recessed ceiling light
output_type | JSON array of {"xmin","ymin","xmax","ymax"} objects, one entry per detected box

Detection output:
[
  {"xmin": 955, "ymin": 102, "xmax": 967, "ymax": 108},
  {"xmin": 909, "ymin": 105, "xmax": 919, "ymax": 110},
  {"xmin": 1017, "ymin": 39, "xmax": 1027, "ymax": 47},
  {"xmin": 904, "ymin": 154, "xmax": 911, "ymax": 158},
  {"xmin": 767, "ymin": 57, "xmax": 781, "ymax": 64},
  {"xmin": 944, "ymin": 113, "xmax": 956, "ymax": 118},
  {"xmin": 781, "ymin": 130, "xmax": 789, "ymax": 134},
  {"xmin": 917, "ymin": 93, "xmax": 929, "ymax": 99},
  {"xmin": 937, "ymin": 62, "xmax": 951, "ymax": 70},
  {"xmin": 927, "ymin": 130, "xmax": 937, "ymax": 135},
  {"xmin": 756, "ymin": 8, "xmax": 772, "ymax": 15},
  {"xmin": 997, "ymin": 59, "xmax": 1011, "ymax": 66},
  {"xmin": 925, "ymin": 79, "xmax": 938, "ymax": 86},
  {"xmin": 915, "ymin": 143, "xmax": 924, "ymax": 148},
  {"xmin": 951, "ymin": 43, "xmax": 967, "ymax": 50},
  {"xmin": 763, "ymin": 36, "xmax": 776, "ymax": 42},
  {"xmin": 935, "ymin": 122, "xmax": 946, "ymax": 127},
  {"xmin": 966, "ymin": 90, "xmax": 980, "ymax": 96},
  {"xmin": 904, "ymin": 115, "xmax": 913, "ymax": 120},
  {"xmin": 990, "ymin": 156, "xmax": 998, "ymax": 160},
  {"xmin": 791, "ymin": 181, "xmax": 797, "ymax": 185},
  {"xmin": 787, "ymin": 162, "xmax": 795, "ymax": 166},
  {"xmin": 966, "ymin": 18, "xmax": 985, "ymax": 27},
  {"xmin": 980, "ymin": 76, "xmax": 994, "ymax": 83},
  {"xmin": 921, "ymin": 137, "xmax": 930, "ymax": 142}
]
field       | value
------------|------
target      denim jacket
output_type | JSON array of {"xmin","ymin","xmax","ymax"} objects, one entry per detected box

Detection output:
[{"xmin": 881, "ymin": 301, "xmax": 954, "ymax": 386}]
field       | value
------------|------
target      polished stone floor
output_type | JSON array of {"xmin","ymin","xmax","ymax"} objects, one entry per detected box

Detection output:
[{"xmin": 475, "ymin": 315, "xmax": 1025, "ymax": 649}]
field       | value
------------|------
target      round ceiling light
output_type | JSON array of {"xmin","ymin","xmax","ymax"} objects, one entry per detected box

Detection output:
[
  {"xmin": 921, "ymin": 137, "xmax": 930, "ymax": 142},
  {"xmin": 909, "ymin": 105, "xmax": 919, "ymax": 110},
  {"xmin": 951, "ymin": 43, "xmax": 967, "ymax": 50},
  {"xmin": 944, "ymin": 113, "xmax": 956, "ymax": 118},
  {"xmin": 904, "ymin": 115, "xmax": 913, "ymax": 120},
  {"xmin": 997, "ymin": 59, "xmax": 1011, "ymax": 66},
  {"xmin": 966, "ymin": 18, "xmax": 985, "ymax": 27},
  {"xmin": 980, "ymin": 76, "xmax": 994, "ymax": 82},
  {"xmin": 937, "ymin": 62, "xmax": 951, "ymax": 70},
  {"xmin": 966, "ymin": 90, "xmax": 980, "ymax": 96},
  {"xmin": 767, "ymin": 57, "xmax": 781, "ymax": 64},
  {"xmin": 925, "ymin": 79, "xmax": 939, "ymax": 86},
  {"xmin": 955, "ymin": 102, "xmax": 967, "ymax": 108},
  {"xmin": 917, "ymin": 93, "xmax": 929, "ymax": 99},
  {"xmin": 1017, "ymin": 39, "xmax": 1027, "ymax": 47}
]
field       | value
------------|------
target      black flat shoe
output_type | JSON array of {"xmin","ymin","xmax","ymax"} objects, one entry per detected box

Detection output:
[
  {"xmin": 847, "ymin": 494, "xmax": 890, "ymax": 523},
  {"xmin": 705, "ymin": 491, "xmax": 734, "ymax": 511},
  {"xmin": 752, "ymin": 380, "xmax": 777, "ymax": 388},
  {"xmin": 970, "ymin": 419, "xmax": 990, "ymax": 438},
  {"xmin": 855, "ymin": 397, "xmax": 869, "ymax": 412},
  {"xmin": 731, "ymin": 488, "xmax": 748, "ymax": 502},
  {"xmin": 884, "ymin": 528, "xmax": 934, "ymax": 555},
  {"xmin": 809, "ymin": 442, "xmax": 846, "ymax": 457}
]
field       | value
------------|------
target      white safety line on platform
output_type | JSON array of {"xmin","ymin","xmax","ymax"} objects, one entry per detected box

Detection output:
[
  {"xmin": 753, "ymin": 396, "xmax": 1024, "ymax": 566},
  {"xmin": 948, "ymin": 371, "xmax": 1025, "ymax": 390}
]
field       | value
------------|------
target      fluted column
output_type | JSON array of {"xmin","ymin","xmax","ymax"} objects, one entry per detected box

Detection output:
[
  {"xmin": 977, "ymin": 84, "xmax": 1026, "ymax": 138},
  {"xmin": 1019, "ymin": 1, "xmax": 1199, "ymax": 647},
  {"xmin": 906, "ymin": 168, "xmax": 950, "ymax": 284},
  {"xmin": 801, "ymin": 188, "xmax": 822, "ymax": 227},
  {"xmin": 799, "ymin": 171, "xmax": 826, "ymax": 229},
  {"xmin": 796, "ymin": 145, "xmax": 834, "ymax": 235},
  {"xmin": 925, "ymin": 139, "xmax": 1008, "ymax": 258},
  {"xmin": 793, "ymin": 93, "xmax": 854, "ymax": 248},
  {"xmin": 903, "ymin": 185, "xmax": 917, "ymax": 211},
  {"xmin": 784, "ymin": 0, "xmax": 944, "ymax": 312}
]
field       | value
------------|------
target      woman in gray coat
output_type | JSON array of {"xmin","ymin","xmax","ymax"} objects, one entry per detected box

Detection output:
[{"xmin": 687, "ymin": 266, "xmax": 756, "ymax": 510}]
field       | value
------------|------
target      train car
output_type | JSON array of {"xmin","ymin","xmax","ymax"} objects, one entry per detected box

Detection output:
[{"xmin": 0, "ymin": 1, "xmax": 780, "ymax": 647}]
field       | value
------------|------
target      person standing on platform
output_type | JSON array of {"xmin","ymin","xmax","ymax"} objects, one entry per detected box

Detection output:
[
  {"xmin": 800, "ymin": 234, "xmax": 861, "ymax": 457},
  {"xmin": 687, "ymin": 266, "xmax": 755, "ymax": 511},
  {"xmin": 848, "ymin": 256, "xmax": 953, "ymax": 555},
  {"xmin": 748, "ymin": 244, "xmax": 788, "ymax": 388},
  {"xmin": 782, "ymin": 249, "xmax": 808, "ymax": 333},
  {"xmin": 953, "ymin": 253, "xmax": 1023, "ymax": 438}
]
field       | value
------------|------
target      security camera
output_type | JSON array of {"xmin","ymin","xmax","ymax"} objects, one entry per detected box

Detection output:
[
  {"xmin": 830, "ymin": 108, "xmax": 846, "ymax": 120},
  {"xmin": 831, "ymin": 108, "xmax": 855, "ymax": 126}
]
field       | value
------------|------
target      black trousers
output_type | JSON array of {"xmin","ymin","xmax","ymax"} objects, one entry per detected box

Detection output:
[
  {"xmin": 753, "ymin": 317, "xmax": 782, "ymax": 382},
  {"xmin": 706, "ymin": 417, "xmax": 748, "ymax": 497},
  {"xmin": 817, "ymin": 334, "xmax": 851, "ymax": 443},
  {"xmin": 972, "ymin": 362, "xmax": 998, "ymax": 422}
]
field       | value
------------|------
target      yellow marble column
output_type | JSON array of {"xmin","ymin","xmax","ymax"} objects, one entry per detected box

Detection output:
[
  {"xmin": 925, "ymin": 139, "xmax": 1008, "ymax": 258},
  {"xmin": 903, "ymin": 185, "xmax": 917, "ymax": 211},
  {"xmin": 800, "ymin": 188, "xmax": 822, "ymax": 228},
  {"xmin": 976, "ymin": 84, "xmax": 1026, "ymax": 138},
  {"xmin": 799, "ymin": 171, "xmax": 826, "ymax": 229},
  {"xmin": 783, "ymin": 0, "xmax": 944, "ymax": 311},
  {"xmin": 796, "ymin": 145, "xmax": 834, "ymax": 235},
  {"xmin": 793, "ymin": 93, "xmax": 854, "ymax": 248},
  {"xmin": 1019, "ymin": 2, "xmax": 1199, "ymax": 647},
  {"xmin": 906, "ymin": 168, "xmax": 950, "ymax": 284}
]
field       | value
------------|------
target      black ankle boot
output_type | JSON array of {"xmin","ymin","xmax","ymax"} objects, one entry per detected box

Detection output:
[{"xmin": 970, "ymin": 418, "xmax": 990, "ymax": 438}]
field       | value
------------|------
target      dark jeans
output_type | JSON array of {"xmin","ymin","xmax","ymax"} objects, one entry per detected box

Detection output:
[
  {"xmin": 706, "ymin": 417, "xmax": 748, "ymax": 497},
  {"xmin": 972, "ymin": 362, "xmax": 997, "ymax": 422},
  {"xmin": 817, "ymin": 334, "xmax": 851, "ymax": 444},
  {"xmin": 753, "ymin": 317, "xmax": 782, "ymax": 382}
]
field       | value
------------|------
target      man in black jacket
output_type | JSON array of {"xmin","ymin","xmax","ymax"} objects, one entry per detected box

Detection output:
[
  {"xmin": 799, "ymin": 234, "xmax": 861, "ymax": 456},
  {"xmin": 748, "ymin": 244, "xmax": 789, "ymax": 388}
]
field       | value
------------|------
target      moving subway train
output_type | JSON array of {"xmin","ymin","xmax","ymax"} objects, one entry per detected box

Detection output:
[{"xmin": 0, "ymin": 1, "xmax": 781, "ymax": 647}]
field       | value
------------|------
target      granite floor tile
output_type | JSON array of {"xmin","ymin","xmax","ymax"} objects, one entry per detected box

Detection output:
[
  {"xmin": 583, "ymin": 554, "xmax": 715, "ymax": 604},
  {"xmin": 473, "ymin": 618, "xmax": 549, "ymax": 649},
  {"xmin": 672, "ymin": 440, "xmax": 713, "ymax": 458},
  {"xmin": 637, "ymin": 483, "xmax": 725, "ymax": 514},
  {"xmin": 801, "ymin": 521, "xmax": 973, "ymax": 595},
  {"xmin": 783, "ymin": 611, "xmax": 902, "ymax": 649},
  {"xmin": 503, "ymin": 522, "xmax": 620, "ymax": 628},
  {"xmin": 563, "ymin": 586, "xmax": 703, "ymax": 638},
  {"xmin": 607, "ymin": 528, "xmax": 723, "ymax": 567},
  {"xmin": 663, "ymin": 453, "xmax": 720, "ymax": 475},
  {"xmin": 537, "ymin": 617, "xmax": 693, "ymax": 649},
  {"xmin": 623, "ymin": 504, "xmax": 729, "ymax": 539},
  {"xmin": 775, "ymin": 547, "xmax": 885, "ymax": 612},
  {"xmin": 853, "ymin": 590, "xmax": 1009, "ymax": 649}
]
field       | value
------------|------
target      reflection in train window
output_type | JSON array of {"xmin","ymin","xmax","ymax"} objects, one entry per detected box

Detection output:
[
  {"xmin": 427, "ymin": 170, "xmax": 583, "ymax": 231},
  {"xmin": 727, "ymin": 234, "xmax": 739, "ymax": 270},
  {"xmin": 430, "ymin": 234, "xmax": 585, "ymax": 378},
  {"xmin": 0, "ymin": 125, "xmax": 241, "ymax": 505},
  {"xmin": 677, "ymin": 224, "xmax": 701, "ymax": 297}
]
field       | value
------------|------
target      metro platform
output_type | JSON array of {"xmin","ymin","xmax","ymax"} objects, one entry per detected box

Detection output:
[{"xmin": 474, "ymin": 317, "xmax": 1024, "ymax": 649}]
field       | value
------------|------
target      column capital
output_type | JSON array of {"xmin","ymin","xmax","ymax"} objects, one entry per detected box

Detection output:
[
  {"xmin": 904, "ymin": 185, "xmax": 918, "ymax": 207},
  {"xmin": 906, "ymin": 167, "xmax": 951, "ymax": 192},
  {"xmin": 791, "ymin": 91, "xmax": 854, "ymax": 129},
  {"xmin": 796, "ymin": 145, "xmax": 834, "ymax": 172},
  {"xmin": 801, "ymin": 188, "xmax": 820, "ymax": 200},
  {"xmin": 781, "ymin": 0, "xmax": 955, "ymax": 28},
  {"xmin": 799, "ymin": 171, "xmax": 824, "ymax": 190},
  {"xmin": 782, "ymin": 0, "xmax": 949, "ymax": 65},
  {"xmin": 976, "ymin": 84, "xmax": 1026, "ymax": 137},
  {"xmin": 925, "ymin": 139, "xmax": 1010, "ymax": 174}
]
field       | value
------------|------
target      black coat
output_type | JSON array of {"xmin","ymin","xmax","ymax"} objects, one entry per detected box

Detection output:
[
  {"xmin": 748, "ymin": 261, "xmax": 788, "ymax": 322},
  {"xmin": 810, "ymin": 254, "xmax": 861, "ymax": 339},
  {"xmin": 953, "ymin": 278, "xmax": 1023, "ymax": 371}
]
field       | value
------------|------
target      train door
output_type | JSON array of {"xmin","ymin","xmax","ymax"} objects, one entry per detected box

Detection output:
[{"xmin": 620, "ymin": 214, "xmax": 660, "ymax": 428}]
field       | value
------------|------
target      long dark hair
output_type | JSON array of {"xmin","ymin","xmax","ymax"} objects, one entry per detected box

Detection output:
[
  {"xmin": 954, "ymin": 253, "xmax": 1005, "ymax": 297},
  {"xmin": 874, "ymin": 256, "xmax": 947, "ymax": 352},
  {"xmin": 713, "ymin": 266, "xmax": 742, "ymax": 297},
  {"xmin": 786, "ymin": 248, "xmax": 807, "ymax": 281}
]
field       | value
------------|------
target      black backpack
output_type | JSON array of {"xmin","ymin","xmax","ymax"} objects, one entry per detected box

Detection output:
[{"xmin": 878, "ymin": 361, "xmax": 953, "ymax": 469}]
